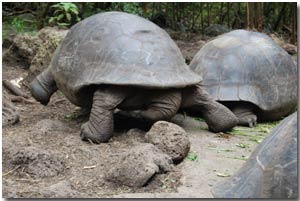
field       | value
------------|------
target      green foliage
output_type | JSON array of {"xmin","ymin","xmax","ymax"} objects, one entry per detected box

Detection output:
[
  {"xmin": 49, "ymin": 2, "xmax": 80, "ymax": 28},
  {"xmin": 228, "ymin": 120, "xmax": 281, "ymax": 144},
  {"xmin": 2, "ymin": 15, "xmax": 37, "ymax": 41},
  {"xmin": 11, "ymin": 17, "xmax": 25, "ymax": 33},
  {"xmin": 186, "ymin": 152, "xmax": 198, "ymax": 161}
]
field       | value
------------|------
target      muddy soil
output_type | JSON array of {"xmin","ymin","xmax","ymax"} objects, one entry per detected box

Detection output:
[{"xmin": 2, "ymin": 37, "xmax": 280, "ymax": 198}]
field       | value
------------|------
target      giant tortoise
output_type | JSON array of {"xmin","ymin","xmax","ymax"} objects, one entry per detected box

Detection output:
[
  {"xmin": 30, "ymin": 12, "xmax": 237, "ymax": 143},
  {"xmin": 212, "ymin": 112, "xmax": 297, "ymax": 198},
  {"xmin": 190, "ymin": 30, "xmax": 297, "ymax": 127}
]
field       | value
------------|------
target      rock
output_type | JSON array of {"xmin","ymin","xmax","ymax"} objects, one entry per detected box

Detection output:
[
  {"xmin": 2, "ymin": 90, "xmax": 19, "ymax": 127},
  {"xmin": 3, "ymin": 27, "xmax": 68, "ymax": 81},
  {"xmin": 204, "ymin": 24, "xmax": 230, "ymax": 36},
  {"xmin": 104, "ymin": 143, "xmax": 173, "ymax": 187},
  {"xmin": 9, "ymin": 34, "xmax": 42, "ymax": 67},
  {"xmin": 7, "ymin": 146, "xmax": 65, "ymax": 178},
  {"xmin": 26, "ymin": 27, "xmax": 68, "ymax": 83},
  {"xmin": 145, "ymin": 121, "xmax": 190, "ymax": 164}
]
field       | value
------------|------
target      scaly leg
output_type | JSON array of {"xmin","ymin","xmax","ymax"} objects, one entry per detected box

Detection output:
[
  {"xmin": 230, "ymin": 104, "xmax": 257, "ymax": 127},
  {"xmin": 182, "ymin": 84, "xmax": 237, "ymax": 132},
  {"xmin": 80, "ymin": 86, "xmax": 126, "ymax": 143},
  {"xmin": 118, "ymin": 90, "xmax": 182, "ymax": 123}
]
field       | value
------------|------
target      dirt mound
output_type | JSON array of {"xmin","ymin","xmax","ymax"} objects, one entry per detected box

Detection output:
[
  {"xmin": 6, "ymin": 146, "xmax": 65, "ymax": 178},
  {"xmin": 146, "ymin": 121, "xmax": 190, "ymax": 164},
  {"xmin": 104, "ymin": 143, "xmax": 173, "ymax": 187}
]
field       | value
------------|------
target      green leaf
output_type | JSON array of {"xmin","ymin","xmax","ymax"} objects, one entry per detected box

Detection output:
[
  {"xmin": 57, "ymin": 14, "xmax": 64, "ymax": 21},
  {"xmin": 70, "ymin": 7, "xmax": 79, "ymax": 15},
  {"xmin": 48, "ymin": 17, "xmax": 55, "ymax": 24},
  {"xmin": 66, "ymin": 13, "xmax": 71, "ymax": 21},
  {"xmin": 186, "ymin": 152, "xmax": 198, "ymax": 161}
]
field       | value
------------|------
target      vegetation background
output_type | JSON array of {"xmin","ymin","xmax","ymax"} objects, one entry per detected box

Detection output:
[{"xmin": 2, "ymin": 2, "xmax": 297, "ymax": 44}]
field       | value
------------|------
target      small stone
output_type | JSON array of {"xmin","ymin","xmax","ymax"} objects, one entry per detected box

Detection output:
[{"xmin": 145, "ymin": 121, "xmax": 191, "ymax": 164}]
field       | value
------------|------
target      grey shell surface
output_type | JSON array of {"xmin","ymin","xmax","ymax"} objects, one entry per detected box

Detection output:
[
  {"xmin": 212, "ymin": 112, "xmax": 297, "ymax": 198},
  {"xmin": 50, "ymin": 12, "xmax": 201, "ymax": 106},
  {"xmin": 190, "ymin": 30, "xmax": 297, "ymax": 114}
]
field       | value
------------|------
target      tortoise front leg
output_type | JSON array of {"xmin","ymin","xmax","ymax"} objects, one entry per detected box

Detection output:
[
  {"xmin": 182, "ymin": 84, "xmax": 238, "ymax": 132},
  {"xmin": 80, "ymin": 87, "xmax": 126, "ymax": 143},
  {"xmin": 30, "ymin": 67, "xmax": 58, "ymax": 105}
]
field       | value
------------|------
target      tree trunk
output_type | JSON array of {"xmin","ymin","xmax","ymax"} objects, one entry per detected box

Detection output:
[
  {"xmin": 36, "ymin": 2, "xmax": 49, "ymax": 29},
  {"xmin": 142, "ymin": 2, "xmax": 147, "ymax": 16},
  {"xmin": 246, "ymin": 2, "xmax": 254, "ymax": 29},
  {"xmin": 274, "ymin": 3, "xmax": 287, "ymax": 31},
  {"xmin": 227, "ymin": 3, "xmax": 230, "ymax": 28},
  {"xmin": 256, "ymin": 2, "xmax": 263, "ymax": 31},
  {"xmin": 207, "ymin": 3, "xmax": 211, "ymax": 27},
  {"xmin": 200, "ymin": 3, "xmax": 204, "ymax": 33},
  {"xmin": 219, "ymin": 2, "xmax": 223, "ymax": 24},
  {"xmin": 290, "ymin": 3, "xmax": 296, "ymax": 44}
]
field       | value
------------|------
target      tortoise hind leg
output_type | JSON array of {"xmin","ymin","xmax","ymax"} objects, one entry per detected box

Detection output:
[
  {"xmin": 80, "ymin": 87, "xmax": 126, "ymax": 143},
  {"xmin": 182, "ymin": 84, "xmax": 238, "ymax": 132},
  {"xmin": 30, "ymin": 67, "xmax": 58, "ymax": 105},
  {"xmin": 230, "ymin": 103, "xmax": 257, "ymax": 127},
  {"xmin": 117, "ymin": 90, "xmax": 182, "ymax": 124}
]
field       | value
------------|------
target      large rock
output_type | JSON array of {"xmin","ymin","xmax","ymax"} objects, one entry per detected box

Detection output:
[
  {"xmin": 104, "ymin": 143, "xmax": 173, "ymax": 187},
  {"xmin": 145, "ymin": 121, "xmax": 190, "ymax": 164},
  {"xmin": 9, "ymin": 34, "xmax": 42, "ymax": 67},
  {"xmin": 3, "ymin": 27, "xmax": 68, "ymax": 82},
  {"xmin": 27, "ymin": 27, "xmax": 68, "ymax": 83}
]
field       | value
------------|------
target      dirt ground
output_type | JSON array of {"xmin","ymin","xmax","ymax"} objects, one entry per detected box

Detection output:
[{"xmin": 2, "ymin": 37, "xmax": 281, "ymax": 198}]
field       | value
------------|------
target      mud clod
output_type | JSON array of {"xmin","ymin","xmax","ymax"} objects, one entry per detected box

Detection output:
[
  {"xmin": 104, "ymin": 143, "xmax": 173, "ymax": 187},
  {"xmin": 146, "ymin": 121, "xmax": 190, "ymax": 164}
]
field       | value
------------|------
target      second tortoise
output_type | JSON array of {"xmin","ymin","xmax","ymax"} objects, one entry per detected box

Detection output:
[{"xmin": 190, "ymin": 30, "xmax": 297, "ymax": 127}]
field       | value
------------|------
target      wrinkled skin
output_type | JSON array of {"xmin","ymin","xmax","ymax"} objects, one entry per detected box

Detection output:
[{"xmin": 30, "ymin": 69, "xmax": 237, "ymax": 143}]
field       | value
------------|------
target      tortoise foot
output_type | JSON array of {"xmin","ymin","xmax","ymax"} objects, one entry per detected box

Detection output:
[{"xmin": 80, "ymin": 123, "xmax": 111, "ymax": 144}]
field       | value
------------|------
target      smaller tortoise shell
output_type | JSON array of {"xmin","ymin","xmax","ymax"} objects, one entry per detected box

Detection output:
[{"xmin": 190, "ymin": 30, "xmax": 297, "ymax": 117}]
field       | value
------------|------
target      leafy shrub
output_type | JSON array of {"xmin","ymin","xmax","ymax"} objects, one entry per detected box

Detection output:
[
  {"xmin": 11, "ymin": 17, "xmax": 25, "ymax": 33},
  {"xmin": 48, "ymin": 2, "xmax": 80, "ymax": 28}
]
